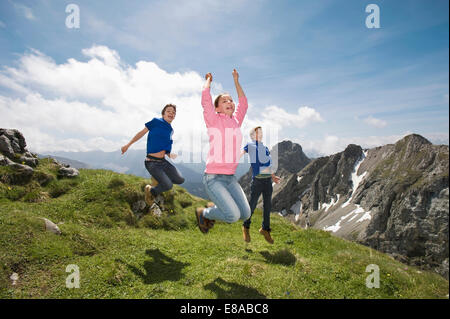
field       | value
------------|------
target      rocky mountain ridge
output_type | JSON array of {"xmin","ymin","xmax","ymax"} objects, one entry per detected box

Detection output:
[{"xmin": 249, "ymin": 134, "xmax": 448, "ymax": 278}]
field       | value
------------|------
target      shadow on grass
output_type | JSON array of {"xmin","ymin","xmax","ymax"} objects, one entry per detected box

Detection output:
[
  {"xmin": 117, "ymin": 248, "xmax": 189, "ymax": 284},
  {"xmin": 260, "ymin": 249, "xmax": 296, "ymax": 266},
  {"xmin": 204, "ymin": 277, "xmax": 266, "ymax": 299}
]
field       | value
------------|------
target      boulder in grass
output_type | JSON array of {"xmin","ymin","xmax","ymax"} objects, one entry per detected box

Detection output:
[
  {"xmin": 58, "ymin": 166, "xmax": 79, "ymax": 178},
  {"xmin": 0, "ymin": 135, "xmax": 15, "ymax": 159},
  {"xmin": 0, "ymin": 154, "xmax": 14, "ymax": 166},
  {"xmin": 0, "ymin": 129, "xmax": 27, "ymax": 152},
  {"xmin": 132, "ymin": 200, "xmax": 147, "ymax": 214},
  {"xmin": 19, "ymin": 154, "xmax": 39, "ymax": 168},
  {"xmin": 2, "ymin": 162, "xmax": 34, "ymax": 185},
  {"xmin": 42, "ymin": 218, "xmax": 62, "ymax": 235}
]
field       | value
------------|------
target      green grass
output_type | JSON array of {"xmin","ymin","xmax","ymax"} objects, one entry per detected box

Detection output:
[{"xmin": 0, "ymin": 161, "xmax": 448, "ymax": 299}]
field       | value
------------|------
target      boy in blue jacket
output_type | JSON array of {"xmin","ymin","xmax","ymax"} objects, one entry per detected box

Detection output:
[{"xmin": 241, "ymin": 126, "xmax": 281, "ymax": 244}]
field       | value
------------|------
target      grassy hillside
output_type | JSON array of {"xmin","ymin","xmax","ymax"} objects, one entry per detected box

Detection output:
[{"xmin": 0, "ymin": 159, "xmax": 448, "ymax": 299}]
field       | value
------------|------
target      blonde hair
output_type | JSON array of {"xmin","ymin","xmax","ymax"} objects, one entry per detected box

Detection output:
[{"xmin": 249, "ymin": 126, "xmax": 262, "ymax": 140}]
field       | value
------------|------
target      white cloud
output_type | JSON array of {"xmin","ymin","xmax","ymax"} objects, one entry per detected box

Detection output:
[
  {"xmin": 3, "ymin": 45, "xmax": 442, "ymax": 161},
  {"xmin": 0, "ymin": 45, "xmax": 208, "ymax": 153},
  {"xmin": 262, "ymin": 105, "xmax": 323, "ymax": 127},
  {"xmin": 13, "ymin": 3, "xmax": 36, "ymax": 20},
  {"xmin": 363, "ymin": 116, "xmax": 387, "ymax": 128},
  {"xmin": 0, "ymin": 45, "xmax": 326, "ymax": 155},
  {"xmin": 241, "ymin": 104, "xmax": 324, "ymax": 149}
]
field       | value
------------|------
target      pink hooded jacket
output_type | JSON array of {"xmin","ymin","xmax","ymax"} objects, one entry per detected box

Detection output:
[{"xmin": 201, "ymin": 87, "xmax": 248, "ymax": 175}]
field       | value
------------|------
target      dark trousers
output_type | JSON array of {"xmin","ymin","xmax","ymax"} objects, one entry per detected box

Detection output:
[
  {"xmin": 243, "ymin": 177, "xmax": 273, "ymax": 231},
  {"xmin": 144, "ymin": 159, "xmax": 185, "ymax": 196}
]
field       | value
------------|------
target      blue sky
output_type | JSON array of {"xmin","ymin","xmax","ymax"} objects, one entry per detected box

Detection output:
[{"xmin": 0, "ymin": 0, "xmax": 448, "ymax": 157}]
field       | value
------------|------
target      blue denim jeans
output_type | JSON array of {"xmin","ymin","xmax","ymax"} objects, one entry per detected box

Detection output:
[
  {"xmin": 144, "ymin": 159, "xmax": 185, "ymax": 196},
  {"xmin": 202, "ymin": 174, "xmax": 251, "ymax": 223}
]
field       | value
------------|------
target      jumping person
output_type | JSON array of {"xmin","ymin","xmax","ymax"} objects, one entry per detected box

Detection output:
[
  {"xmin": 241, "ymin": 126, "xmax": 281, "ymax": 244},
  {"xmin": 121, "ymin": 104, "xmax": 184, "ymax": 206},
  {"xmin": 195, "ymin": 69, "xmax": 251, "ymax": 234}
]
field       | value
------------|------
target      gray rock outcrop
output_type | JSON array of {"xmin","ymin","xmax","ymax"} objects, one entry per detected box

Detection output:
[
  {"xmin": 0, "ymin": 128, "xmax": 79, "ymax": 185},
  {"xmin": 58, "ymin": 166, "xmax": 80, "ymax": 178},
  {"xmin": 275, "ymin": 134, "xmax": 449, "ymax": 278},
  {"xmin": 42, "ymin": 218, "xmax": 62, "ymax": 235}
]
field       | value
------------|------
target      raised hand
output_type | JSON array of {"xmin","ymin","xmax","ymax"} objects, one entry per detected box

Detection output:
[
  {"xmin": 204, "ymin": 73, "xmax": 213, "ymax": 89},
  {"xmin": 232, "ymin": 69, "xmax": 239, "ymax": 81}
]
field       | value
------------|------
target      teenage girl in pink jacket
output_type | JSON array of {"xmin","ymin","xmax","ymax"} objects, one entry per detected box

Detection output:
[{"xmin": 195, "ymin": 70, "xmax": 251, "ymax": 234}]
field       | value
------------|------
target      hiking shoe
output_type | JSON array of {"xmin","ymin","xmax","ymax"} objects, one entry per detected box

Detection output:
[
  {"xmin": 144, "ymin": 185, "xmax": 155, "ymax": 206},
  {"xmin": 259, "ymin": 228, "xmax": 274, "ymax": 244},
  {"xmin": 205, "ymin": 218, "xmax": 215, "ymax": 229},
  {"xmin": 242, "ymin": 226, "xmax": 251, "ymax": 243},
  {"xmin": 204, "ymin": 202, "xmax": 216, "ymax": 229},
  {"xmin": 195, "ymin": 207, "xmax": 209, "ymax": 234}
]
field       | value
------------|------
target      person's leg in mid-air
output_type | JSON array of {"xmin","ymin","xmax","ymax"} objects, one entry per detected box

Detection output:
[
  {"xmin": 144, "ymin": 159, "xmax": 184, "ymax": 205},
  {"xmin": 196, "ymin": 174, "xmax": 250, "ymax": 233},
  {"xmin": 242, "ymin": 178, "xmax": 263, "ymax": 242},
  {"xmin": 259, "ymin": 177, "xmax": 274, "ymax": 244}
]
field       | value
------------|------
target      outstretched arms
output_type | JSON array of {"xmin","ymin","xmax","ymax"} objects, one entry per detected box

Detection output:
[{"xmin": 121, "ymin": 127, "xmax": 148, "ymax": 154}]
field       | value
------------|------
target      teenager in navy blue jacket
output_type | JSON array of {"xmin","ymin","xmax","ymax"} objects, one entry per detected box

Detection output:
[
  {"xmin": 241, "ymin": 126, "xmax": 281, "ymax": 244},
  {"xmin": 121, "ymin": 104, "xmax": 185, "ymax": 206}
]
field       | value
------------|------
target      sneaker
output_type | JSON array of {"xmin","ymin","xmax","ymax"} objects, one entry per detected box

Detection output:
[
  {"xmin": 195, "ymin": 207, "xmax": 209, "ymax": 234},
  {"xmin": 204, "ymin": 202, "xmax": 216, "ymax": 229},
  {"xmin": 242, "ymin": 226, "xmax": 251, "ymax": 243},
  {"xmin": 259, "ymin": 228, "xmax": 274, "ymax": 244},
  {"xmin": 144, "ymin": 185, "xmax": 155, "ymax": 206}
]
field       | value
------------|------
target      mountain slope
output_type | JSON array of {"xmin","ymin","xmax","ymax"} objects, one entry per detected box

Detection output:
[
  {"xmin": 276, "ymin": 134, "xmax": 449, "ymax": 279},
  {"xmin": 1, "ymin": 129, "xmax": 448, "ymax": 298},
  {"xmin": 47, "ymin": 150, "xmax": 250, "ymax": 199},
  {"xmin": 0, "ymin": 157, "xmax": 448, "ymax": 298}
]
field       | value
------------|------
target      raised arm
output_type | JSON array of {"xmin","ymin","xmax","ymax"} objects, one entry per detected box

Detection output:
[
  {"xmin": 121, "ymin": 127, "xmax": 148, "ymax": 154},
  {"xmin": 232, "ymin": 69, "xmax": 245, "ymax": 98},
  {"xmin": 202, "ymin": 73, "xmax": 216, "ymax": 127},
  {"xmin": 232, "ymin": 69, "xmax": 248, "ymax": 126}
]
